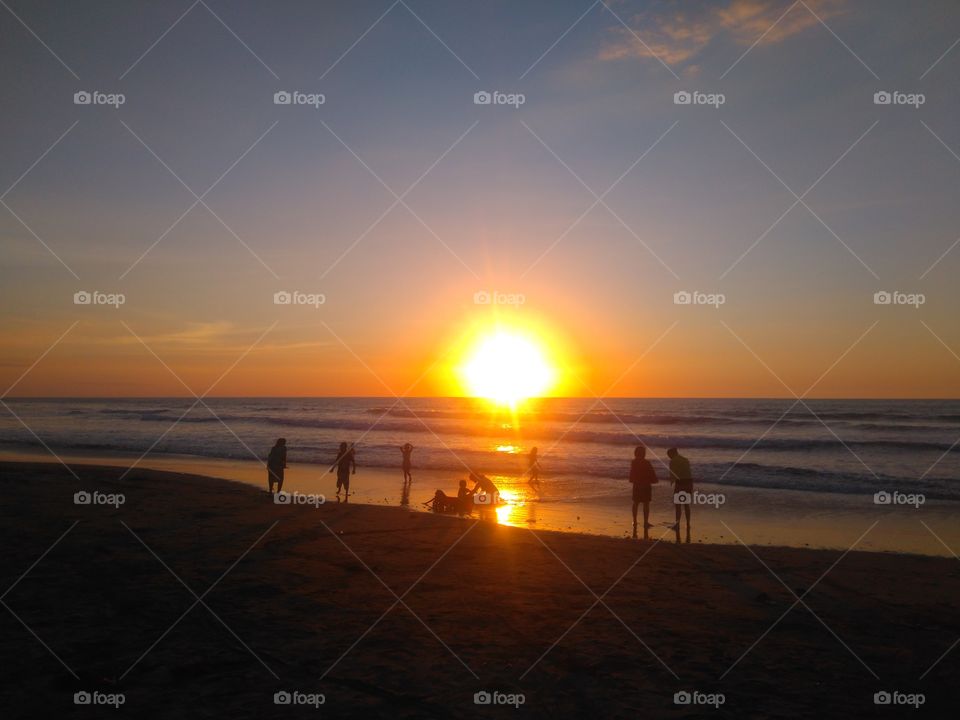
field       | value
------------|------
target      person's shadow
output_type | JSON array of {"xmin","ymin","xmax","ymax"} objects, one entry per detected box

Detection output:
[{"xmin": 400, "ymin": 479, "xmax": 411, "ymax": 507}]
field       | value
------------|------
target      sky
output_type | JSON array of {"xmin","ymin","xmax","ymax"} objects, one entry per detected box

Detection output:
[{"xmin": 1, "ymin": 0, "xmax": 960, "ymax": 398}]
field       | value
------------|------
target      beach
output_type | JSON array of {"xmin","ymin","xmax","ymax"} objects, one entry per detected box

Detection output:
[
  {"xmin": 4, "ymin": 445, "xmax": 959, "ymax": 557},
  {"xmin": 5, "ymin": 0, "xmax": 960, "ymax": 717},
  {"xmin": 3, "ymin": 397, "xmax": 959, "ymax": 560},
  {"xmin": 1, "ymin": 460, "xmax": 957, "ymax": 718}
]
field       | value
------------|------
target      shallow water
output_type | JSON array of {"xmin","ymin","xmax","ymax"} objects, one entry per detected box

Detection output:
[
  {"xmin": 3, "ymin": 397, "xmax": 959, "ymax": 500},
  {"xmin": 6, "ymin": 447, "xmax": 959, "ymax": 557}
]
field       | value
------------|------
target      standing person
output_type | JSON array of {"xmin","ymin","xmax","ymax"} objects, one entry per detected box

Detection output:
[
  {"xmin": 330, "ymin": 442, "xmax": 356, "ymax": 501},
  {"xmin": 527, "ymin": 447, "xmax": 541, "ymax": 491},
  {"xmin": 400, "ymin": 443, "xmax": 414, "ymax": 484},
  {"xmin": 629, "ymin": 446, "xmax": 657, "ymax": 539},
  {"xmin": 267, "ymin": 438, "xmax": 287, "ymax": 494},
  {"xmin": 668, "ymin": 447, "xmax": 693, "ymax": 543}
]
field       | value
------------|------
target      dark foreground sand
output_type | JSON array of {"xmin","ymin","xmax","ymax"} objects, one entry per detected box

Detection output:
[{"xmin": 0, "ymin": 461, "xmax": 957, "ymax": 719}]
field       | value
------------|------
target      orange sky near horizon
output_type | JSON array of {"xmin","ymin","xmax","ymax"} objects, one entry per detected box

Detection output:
[{"xmin": 3, "ymin": 299, "xmax": 959, "ymax": 399}]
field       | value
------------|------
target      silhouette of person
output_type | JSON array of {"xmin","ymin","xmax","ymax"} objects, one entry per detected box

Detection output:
[
  {"xmin": 267, "ymin": 438, "xmax": 287, "ymax": 494},
  {"xmin": 629, "ymin": 445, "xmax": 657, "ymax": 539},
  {"xmin": 668, "ymin": 447, "xmax": 693, "ymax": 543},
  {"xmin": 400, "ymin": 443, "xmax": 414, "ymax": 484},
  {"xmin": 330, "ymin": 442, "xmax": 356, "ymax": 501},
  {"xmin": 470, "ymin": 471, "xmax": 499, "ymax": 501},
  {"xmin": 456, "ymin": 478, "xmax": 473, "ymax": 515},
  {"xmin": 527, "ymin": 447, "xmax": 541, "ymax": 491}
]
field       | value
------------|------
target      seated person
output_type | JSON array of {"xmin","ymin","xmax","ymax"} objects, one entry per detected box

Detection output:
[
  {"xmin": 456, "ymin": 479, "xmax": 474, "ymax": 514},
  {"xmin": 430, "ymin": 489, "xmax": 458, "ymax": 513}
]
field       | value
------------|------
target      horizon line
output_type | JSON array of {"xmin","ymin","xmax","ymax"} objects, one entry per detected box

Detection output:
[{"xmin": 4, "ymin": 395, "xmax": 958, "ymax": 402}]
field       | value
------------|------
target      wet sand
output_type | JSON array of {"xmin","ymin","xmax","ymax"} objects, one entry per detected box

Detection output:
[
  {"xmin": 4, "ymin": 448, "xmax": 959, "ymax": 556},
  {"xmin": 1, "ymin": 460, "xmax": 958, "ymax": 718}
]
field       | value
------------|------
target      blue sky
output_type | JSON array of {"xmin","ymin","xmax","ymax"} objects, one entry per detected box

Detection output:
[{"xmin": 2, "ymin": 0, "xmax": 960, "ymax": 397}]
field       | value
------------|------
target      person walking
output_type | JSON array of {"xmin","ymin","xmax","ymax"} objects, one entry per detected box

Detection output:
[{"xmin": 527, "ymin": 447, "xmax": 541, "ymax": 491}]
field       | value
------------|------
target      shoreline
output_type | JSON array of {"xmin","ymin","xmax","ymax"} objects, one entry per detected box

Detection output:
[
  {"xmin": 1, "ymin": 459, "xmax": 957, "ymax": 718},
  {"xmin": 3, "ymin": 449, "xmax": 959, "ymax": 557}
]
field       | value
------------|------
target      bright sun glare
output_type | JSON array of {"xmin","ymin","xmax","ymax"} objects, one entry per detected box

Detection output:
[{"xmin": 460, "ymin": 330, "xmax": 556, "ymax": 406}]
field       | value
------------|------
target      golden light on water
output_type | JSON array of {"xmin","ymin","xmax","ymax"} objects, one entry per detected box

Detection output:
[{"xmin": 493, "ymin": 487, "xmax": 521, "ymax": 524}]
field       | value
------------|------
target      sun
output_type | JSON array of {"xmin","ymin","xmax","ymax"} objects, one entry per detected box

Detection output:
[{"xmin": 459, "ymin": 330, "xmax": 556, "ymax": 406}]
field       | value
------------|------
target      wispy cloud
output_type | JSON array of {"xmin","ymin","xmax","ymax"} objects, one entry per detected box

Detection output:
[
  {"xmin": 599, "ymin": 0, "xmax": 847, "ymax": 67},
  {"xmin": 114, "ymin": 323, "xmax": 331, "ymax": 355}
]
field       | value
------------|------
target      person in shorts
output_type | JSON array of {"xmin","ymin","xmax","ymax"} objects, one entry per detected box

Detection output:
[
  {"xmin": 668, "ymin": 447, "xmax": 693, "ymax": 543},
  {"xmin": 330, "ymin": 442, "xmax": 356, "ymax": 501},
  {"xmin": 629, "ymin": 446, "xmax": 657, "ymax": 539}
]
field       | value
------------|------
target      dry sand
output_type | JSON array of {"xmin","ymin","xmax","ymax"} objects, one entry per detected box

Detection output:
[{"xmin": 0, "ymin": 460, "xmax": 957, "ymax": 719}]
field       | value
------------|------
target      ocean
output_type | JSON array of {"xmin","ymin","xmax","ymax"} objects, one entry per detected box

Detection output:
[{"xmin": 2, "ymin": 397, "xmax": 958, "ymax": 501}]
